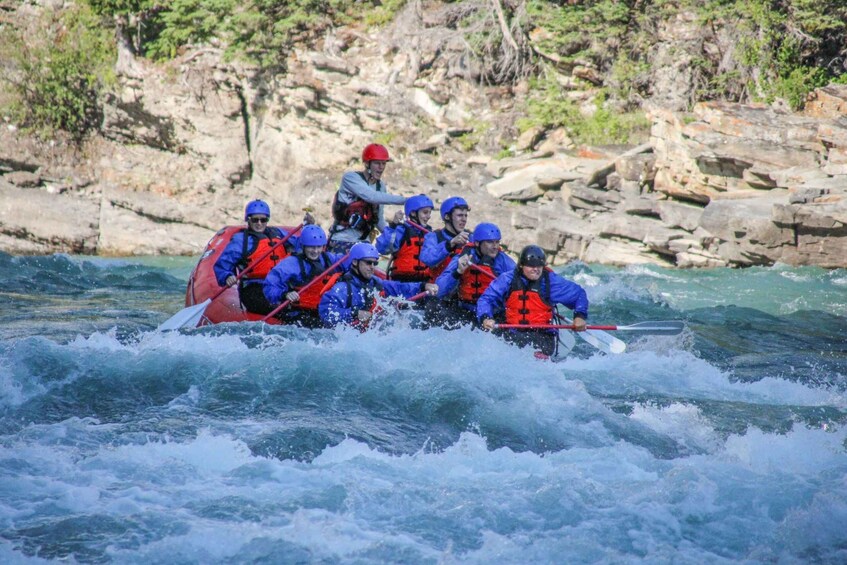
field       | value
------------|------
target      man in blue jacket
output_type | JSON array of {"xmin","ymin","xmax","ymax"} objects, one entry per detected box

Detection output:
[
  {"xmin": 435, "ymin": 222, "xmax": 516, "ymax": 328},
  {"xmin": 213, "ymin": 199, "xmax": 310, "ymax": 315},
  {"xmin": 420, "ymin": 196, "xmax": 472, "ymax": 280},
  {"xmin": 263, "ymin": 225, "xmax": 345, "ymax": 328},
  {"xmin": 478, "ymin": 245, "xmax": 588, "ymax": 357},
  {"xmin": 319, "ymin": 242, "xmax": 438, "ymax": 329}
]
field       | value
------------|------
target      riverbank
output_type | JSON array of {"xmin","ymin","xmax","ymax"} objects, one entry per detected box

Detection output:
[{"xmin": 1, "ymin": 5, "xmax": 845, "ymax": 268}]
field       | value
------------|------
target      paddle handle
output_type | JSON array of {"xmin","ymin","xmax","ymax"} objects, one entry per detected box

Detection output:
[
  {"xmin": 495, "ymin": 323, "xmax": 683, "ymax": 333},
  {"xmin": 261, "ymin": 253, "xmax": 350, "ymax": 322},
  {"xmin": 495, "ymin": 324, "xmax": 597, "ymax": 330},
  {"xmin": 405, "ymin": 219, "xmax": 430, "ymax": 234},
  {"xmin": 408, "ymin": 291, "xmax": 429, "ymax": 302}
]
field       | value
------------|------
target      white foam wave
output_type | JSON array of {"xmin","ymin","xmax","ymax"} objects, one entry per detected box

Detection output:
[
  {"xmin": 568, "ymin": 347, "xmax": 842, "ymax": 408},
  {"xmin": 2, "ymin": 418, "xmax": 845, "ymax": 563}
]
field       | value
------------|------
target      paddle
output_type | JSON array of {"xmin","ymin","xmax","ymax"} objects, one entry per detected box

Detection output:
[
  {"xmin": 260, "ymin": 253, "xmax": 350, "ymax": 322},
  {"xmin": 158, "ymin": 223, "xmax": 304, "ymax": 331},
  {"xmin": 494, "ymin": 321, "xmax": 686, "ymax": 335},
  {"xmin": 556, "ymin": 309, "xmax": 625, "ymax": 355},
  {"xmin": 407, "ymin": 291, "xmax": 430, "ymax": 302}
]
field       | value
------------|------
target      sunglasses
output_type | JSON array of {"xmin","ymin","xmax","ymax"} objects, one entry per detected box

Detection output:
[
  {"xmin": 360, "ymin": 260, "xmax": 379, "ymax": 266},
  {"xmin": 249, "ymin": 217, "xmax": 269, "ymax": 223}
]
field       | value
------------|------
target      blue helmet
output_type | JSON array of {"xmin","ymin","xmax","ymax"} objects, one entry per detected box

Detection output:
[
  {"xmin": 404, "ymin": 194, "xmax": 434, "ymax": 217},
  {"xmin": 349, "ymin": 242, "xmax": 380, "ymax": 262},
  {"xmin": 244, "ymin": 199, "xmax": 270, "ymax": 220},
  {"xmin": 472, "ymin": 222, "xmax": 501, "ymax": 242},
  {"xmin": 440, "ymin": 196, "xmax": 470, "ymax": 220},
  {"xmin": 299, "ymin": 224, "xmax": 327, "ymax": 247}
]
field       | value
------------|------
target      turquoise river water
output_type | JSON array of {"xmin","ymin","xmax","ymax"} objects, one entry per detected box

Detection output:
[{"xmin": 0, "ymin": 252, "xmax": 845, "ymax": 563}]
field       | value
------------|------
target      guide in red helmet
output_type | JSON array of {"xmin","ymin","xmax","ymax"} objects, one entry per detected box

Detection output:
[{"xmin": 327, "ymin": 143, "xmax": 406, "ymax": 254}]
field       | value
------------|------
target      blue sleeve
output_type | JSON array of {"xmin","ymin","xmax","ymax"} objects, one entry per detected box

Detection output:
[
  {"xmin": 285, "ymin": 231, "xmax": 301, "ymax": 254},
  {"xmin": 476, "ymin": 271, "xmax": 513, "ymax": 320},
  {"xmin": 494, "ymin": 252, "xmax": 517, "ymax": 275},
  {"xmin": 382, "ymin": 279, "xmax": 423, "ymax": 299},
  {"xmin": 326, "ymin": 252, "xmax": 346, "ymax": 265},
  {"xmin": 319, "ymin": 283, "xmax": 353, "ymax": 327},
  {"xmin": 262, "ymin": 256, "xmax": 300, "ymax": 305},
  {"xmin": 213, "ymin": 233, "xmax": 245, "ymax": 286},
  {"xmin": 549, "ymin": 274, "xmax": 589, "ymax": 318},
  {"xmin": 421, "ymin": 231, "xmax": 449, "ymax": 267},
  {"xmin": 435, "ymin": 255, "xmax": 462, "ymax": 299},
  {"xmin": 375, "ymin": 224, "xmax": 404, "ymax": 254}
]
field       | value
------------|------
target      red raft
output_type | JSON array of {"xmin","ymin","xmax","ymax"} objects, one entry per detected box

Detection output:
[
  {"xmin": 182, "ymin": 225, "xmax": 385, "ymax": 327},
  {"xmin": 183, "ymin": 225, "xmax": 296, "ymax": 326}
]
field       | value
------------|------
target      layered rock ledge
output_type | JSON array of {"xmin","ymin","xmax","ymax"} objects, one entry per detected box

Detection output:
[{"xmin": 1, "ymin": 13, "xmax": 845, "ymax": 268}]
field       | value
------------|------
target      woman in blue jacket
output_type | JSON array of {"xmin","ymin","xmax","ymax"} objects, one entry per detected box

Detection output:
[
  {"xmin": 375, "ymin": 194, "xmax": 434, "ymax": 282},
  {"xmin": 478, "ymin": 245, "xmax": 589, "ymax": 357}
]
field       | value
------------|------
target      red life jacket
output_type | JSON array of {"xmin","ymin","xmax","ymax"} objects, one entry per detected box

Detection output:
[
  {"xmin": 504, "ymin": 270, "xmax": 554, "ymax": 325},
  {"xmin": 429, "ymin": 228, "xmax": 467, "ymax": 280},
  {"xmin": 240, "ymin": 229, "xmax": 288, "ymax": 280},
  {"xmin": 331, "ymin": 172, "xmax": 380, "ymax": 234},
  {"xmin": 457, "ymin": 247, "xmax": 496, "ymax": 304},
  {"xmin": 389, "ymin": 224, "xmax": 431, "ymax": 281},
  {"xmin": 293, "ymin": 253, "xmax": 337, "ymax": 310}
]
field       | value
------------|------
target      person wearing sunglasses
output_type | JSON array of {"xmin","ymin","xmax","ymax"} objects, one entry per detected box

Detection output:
[
  {"xmin": 327, "ymin": 144, "xmax": 407, "ymax": 254},
  {"xmin": 213, "ymin": 199, "xmax": 313, "ymax": 315},
  {"xmin": 318, "ymin": 242, "xmax": 438, "ymax": 329}
]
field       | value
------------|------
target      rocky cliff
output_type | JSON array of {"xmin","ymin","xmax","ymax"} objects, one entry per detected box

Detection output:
[{"xmin": 1, "ymin": 2, "xmax": 845, "ymax": 268}]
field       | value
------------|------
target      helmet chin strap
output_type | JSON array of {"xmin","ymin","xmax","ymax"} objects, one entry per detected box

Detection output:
[{"xmin": 445, "ymin": 215, "xmax": 458, "ymax": 235}]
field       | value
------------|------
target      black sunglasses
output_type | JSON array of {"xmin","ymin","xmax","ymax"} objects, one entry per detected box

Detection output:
[
  {"xmin": 360, "ymin": 260, "xmax": 379, "ymax": 266},
  {"xmin": 249, "ymin": 217, "xmax": 269, "ymax": 223}
]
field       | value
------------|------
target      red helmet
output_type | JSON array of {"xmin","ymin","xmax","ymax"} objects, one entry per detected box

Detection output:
[{"xmin": 362, "ymin": 143, "xmax": 391, "ymax": 162}]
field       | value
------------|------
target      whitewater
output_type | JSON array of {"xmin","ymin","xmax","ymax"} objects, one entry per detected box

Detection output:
[{"xmin": 0, "ymin": 252, "xmax": 845, "ymax": 563}]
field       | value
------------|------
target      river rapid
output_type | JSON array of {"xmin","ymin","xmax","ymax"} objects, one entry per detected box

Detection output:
[{"xmin": 0, "ymin": 252, "xmax": 845, "ymax": 563}]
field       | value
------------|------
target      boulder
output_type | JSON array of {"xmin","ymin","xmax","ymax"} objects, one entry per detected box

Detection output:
[
  {"xmin": 0, "ymin": 182, "xmax": 98, "ymax": 254},
  {"xmin": 656, "ymin": 200, "xmax": 703, "ymax": 231}
]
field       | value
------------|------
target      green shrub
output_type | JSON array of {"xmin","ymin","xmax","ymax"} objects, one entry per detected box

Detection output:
[
  {"xmin": 518, "ymin": 75, "xmax": 649, "ymax": 145},
  {"xmin": 0, "ymin": 4, "xmax": 115, "ymax": 139},
  {"xmin": 85, "ymin": 0, "xmax": 407, "ymax": 66},
  {"xmin": 697, "ymin": 0, "xmax": 847, "ymax": 108}
]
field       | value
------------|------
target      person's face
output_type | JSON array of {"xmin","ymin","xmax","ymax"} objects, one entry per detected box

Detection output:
[
  {"xmin": 303, "ymin": 246, "xmax": 322, "ymax": 261},
  {"xmin": 414, "ymin": 207, "xmax": 433, "ymax": 225},
  {"xmin": 247, "ymin": 215, "xmax": 269, "ymax": 233},
  {"xmin": 354, "ymin": 258, "xmax": 378, "ymax": 280},
  {"xmin": 478, "ymin": 240, "xmax": 499, "ymax": 259},
  {"xmin": 522, "ymin": 265, "xmax": 543, "ymax": 281},
  {"xmin": 448, "ymin": 208, "xmax": 468, "ymax": 231},
  {"xmin": 366, "ymin": 160, "xmax": 387, "ymax": 181}
]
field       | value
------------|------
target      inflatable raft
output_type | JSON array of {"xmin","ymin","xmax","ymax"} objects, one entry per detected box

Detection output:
[
  {"xmin": 182, "ymin": 225, "xmax": 386, "ymax": 327},
  {"xmin": 183, "ymin": 226, "xmax": 294, "ymax": 326}
]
